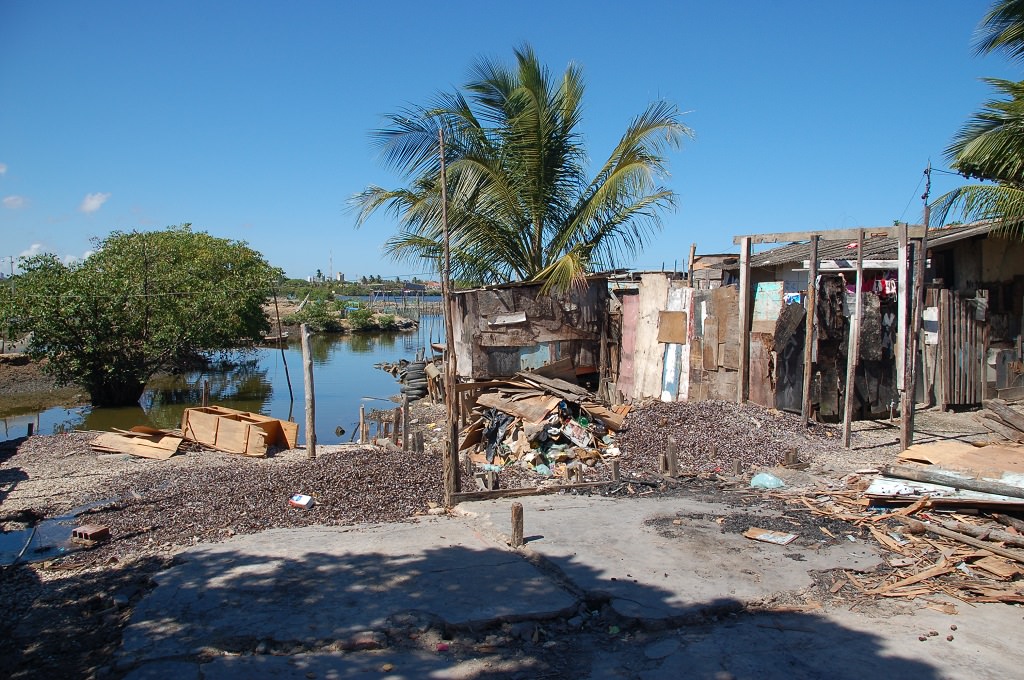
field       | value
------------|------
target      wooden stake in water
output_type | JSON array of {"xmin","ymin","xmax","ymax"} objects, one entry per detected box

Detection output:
[{"xmin": 300, "ymin": 323, "xmax": 316, "ymax": 460}]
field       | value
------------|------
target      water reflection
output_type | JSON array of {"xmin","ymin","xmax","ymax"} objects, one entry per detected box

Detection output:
[{"xmin": 4, "ymin": 318, "xmax": 445, "ymax": 445}]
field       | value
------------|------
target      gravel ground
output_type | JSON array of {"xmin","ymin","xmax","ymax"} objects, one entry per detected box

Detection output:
[{"xmin": 0, "ymin": 372, "xmax": 1005, "ymax": 679}]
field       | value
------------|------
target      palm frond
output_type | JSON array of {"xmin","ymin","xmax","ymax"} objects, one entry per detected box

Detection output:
[
  {"xmin": 975, "ymin": 0, "xmax": 1024, "ymax": 62},
  {"xmin": 930, "ymin": 183, "xmax": 1024, "ymax": 239}
]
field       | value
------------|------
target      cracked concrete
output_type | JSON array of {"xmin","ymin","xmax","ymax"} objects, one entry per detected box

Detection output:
[{"xmin": 115, "ymin": 494, "xmax": 1024, "ymax": 680}]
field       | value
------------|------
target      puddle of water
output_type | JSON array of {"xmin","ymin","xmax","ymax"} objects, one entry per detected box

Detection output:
[{"xmin": 0, "ymin": 499, "xmax": 117, "ymax": 566}]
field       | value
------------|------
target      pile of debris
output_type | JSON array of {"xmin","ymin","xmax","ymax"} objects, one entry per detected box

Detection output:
[
  {"xmin": 763, "ymin": 427, "xmax": 1024, "ymax": 606},
  {"xmin": 455, "ymin": 370, "xmax": 629, "ymax": 490},
  {"xmin": 89, "ymin": 405, "xmax": 298, "ymax": 459}
]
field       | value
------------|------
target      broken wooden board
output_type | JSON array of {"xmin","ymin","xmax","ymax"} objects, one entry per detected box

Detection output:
[
  {"xmin": 865, "ymin": 478, "xmax": 1024, "ymax": 509},
  {"xmin": 578, "ymin": 402, "xmax": 627, "ymax": 431},
  {"xmin": 91, "ymin": 429, "xmax": 183, "ymax": 460},
  {"xmin": 743, "ymin": 527, "xmax": 798, "ymax": 545},
  {"xmin": 898, "ymin": 440, "xmax": 1024, "ymax": 481},
  {"xmin": 475, "ymin": 392, "xmax": 560, "ymax": 424},
  {"xmin": 181, "ymin": 405, "xmax": 299, "ymax": 457}
]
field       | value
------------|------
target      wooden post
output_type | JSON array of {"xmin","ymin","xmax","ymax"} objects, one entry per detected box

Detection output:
[
  {"xmin": 901, "ymin": 168, "xmax": 932, "ymax": 448},
  {"xmin": 842, "ymin": 229, "xmax": 864, "ymax": 447},
  {"xmin": 686, "ymin": 242, "xmax": 697, "ymax": 287},
  {"xmin": 611, "ymin": 459, "xmax": 620, "ymax": 482},
  {"xmin": 665, "ymin": 438, "xmax": 679, "ymax": 477},
  {"xmin": 896, "ymin": 223, "xmax": 909, "ymax": 393},
  {"xmin": 27, "ymin": 423, "xmax": 34, "ymax": 437},
  {"xmin": 801, "ymin": 235, "xmax": 819, "ymax": 427},
  {"xmin": 511, "ymin": 502, "xmax": 524, "ymax": 547},
  {"xmin": 737, "ymin": 236, "xmax": 752, "ymax": 404},
  {"xmin": 359, "ymin": 404, "xmax": 367, "ymax": 444},
  {"xmin": 202, "ymin": 379, "xmax": 210, "ymax": 407},
  {"xmin": 393, "ymin": 406, "xmax": 402, "ymax": 445},
  {"xmin": 300, "ymin": 323, "xmax": 316, "ymax": 459},
  {"xmin": 438, "ymin": 128, "xmax": 460, "ymax": 505},
  {"xmin": 402, "ymin": 395, "xmax": 410, "ymax": 450}
]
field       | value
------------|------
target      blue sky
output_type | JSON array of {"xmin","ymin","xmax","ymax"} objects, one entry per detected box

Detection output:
[{"xmin": 0, "ymin": 1, "xmax": 1017, "ymax": 279}]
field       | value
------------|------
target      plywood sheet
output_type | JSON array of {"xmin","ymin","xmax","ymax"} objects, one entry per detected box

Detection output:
[
  {"xmin": 898, "ymin": 441, "xmax": 1024, "ymax": 480},
  {"xmin": 92, "ymin": 431, "xmax": 182, "ymax": 460},
  {"xmin": 475, "ymin": 392, "xmax": 560, "ymax": 424},
  {"xmin": 657, "ymin": 311, "xmax": 689, "ymax": 344}
]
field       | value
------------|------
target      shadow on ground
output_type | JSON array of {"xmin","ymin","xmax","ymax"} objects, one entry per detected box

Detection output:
[{"xmin": 77, "ymin": 539, "xmax": 948, "ymax": 680}]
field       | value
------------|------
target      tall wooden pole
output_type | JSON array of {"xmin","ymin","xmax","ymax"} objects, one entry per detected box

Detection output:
[
  {"xmin": 901, "ymin": 164, "xmax": 931, "ymax": 450},
  {"xmin": 300, "ymin": 323, "xmax": 316, "ymax": 459},
  {"xmin": 896, "ymin": 223, "xmax": 909, "ymax": 394},
  {"xmin": 801, "ymin": 235, "xmax": 819, "ymax": 427},
  {"xmin": 439, "ymin": 128, "xmax": 459, "ymax": 504},
  {"xmin": 842, "ymin": 229, "xmax": 864, "ymax": 447},
  {"xmin": 737, "ymin": 236, "xmax": 752, "ymax": 404},
  {"xmin": 686, "ymin": 242, "xmax": 697, "ymax": 287}
]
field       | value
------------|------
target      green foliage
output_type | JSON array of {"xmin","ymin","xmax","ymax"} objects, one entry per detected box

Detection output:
[
  {"xmin": 346, "ymin": 308, "xmax": 376, "ymax": 331},
  {"xmin": 932, "ymin": 2, "xmax": 1024, "ymax": 238},
  {"xmin": 10, "ymin": 225, "xmax": 282, "ymax": 406},
  {"xmin": 376, "ymin": 314, "xmax": 398, "ymax": 330},
  {"xmin": 282, "ymin": 299, "xmax": 342, "ymax": 332},
  {"xmin": 353, "ymin": 45, "xmax": 691, "ymax": 292}
]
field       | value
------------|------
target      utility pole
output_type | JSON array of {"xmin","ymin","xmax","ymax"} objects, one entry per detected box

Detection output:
[{"xmin": 900, "ymin": 163, "xmax": 931, "ymax": 450}]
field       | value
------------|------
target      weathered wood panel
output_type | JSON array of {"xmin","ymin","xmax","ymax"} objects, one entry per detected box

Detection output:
[
  {"xmin": 748, "ymin": 332, "xmax": 774, "ymax": 407},
  {"xmin": 633, "ymin": 274, "xmax": 670, "ymax": 399},
  {"xmin": 452, "ymin": 279, "xmax": 608, "ymax": 380},
  {"xmin": 617, "ymin": 293, "xmax": 639, "ymax": 401}
]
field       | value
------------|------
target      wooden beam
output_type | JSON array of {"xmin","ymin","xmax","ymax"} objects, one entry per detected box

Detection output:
[
  {"xmin": 842, "ymin": 229, "xmax": 864, "ymax": 447},
  {"xmin": 733, "ymin": 225, "xmax": 926, "ymax": 245},
  {"xmin": 686, "ymin": 242, "xmax": 697, "ymax": 287},
  {"xmin": 802, "ymin": 259, "xmax": 901, "ymax": 270},
  {"xmin": 801, "ymin": 235, "xmax": 818, "ymax": 427},
  {"xmin": 737, "ymin": 237, "xmax": 752, "ymax": 404},
  {"xmin": 901, "ymin": 229, "xmax": 929, "ymax": 449},
  {"xmin": 896, "ymin": 223, "xmax": 908, "ymax": 394}
]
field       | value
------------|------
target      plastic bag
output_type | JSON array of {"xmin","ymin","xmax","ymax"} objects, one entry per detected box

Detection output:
[{"xmin": 749, "ymin": 472, "xmax": 785, "ymax": 489}]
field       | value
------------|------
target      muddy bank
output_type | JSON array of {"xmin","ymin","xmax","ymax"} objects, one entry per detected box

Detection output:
[{"xmin": 0, "ymin": 355, "xmax": 87, "ymax": 418}]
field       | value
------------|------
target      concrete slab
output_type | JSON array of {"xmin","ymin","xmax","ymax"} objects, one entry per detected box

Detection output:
[
  {"xmin": 637, "ymin": 603, "xmax": 1024, "ymax": 680},
  {"xmin": 117, "ymin": 518, "xmax": 576, "ymax": 673},
  {"xmin": 458, "ymin": 495, "xmax": 881, "ymax": 621}
]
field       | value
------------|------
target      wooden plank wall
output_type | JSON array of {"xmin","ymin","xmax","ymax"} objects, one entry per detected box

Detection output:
[{"xmin": 937, "ymin": 290, "xmax": 988, "ymax": 408}]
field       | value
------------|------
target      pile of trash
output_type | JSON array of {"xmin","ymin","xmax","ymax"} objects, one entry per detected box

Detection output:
[{"xmin": 456, "ymin": 370, "xmax": 629, "ymax": 490}]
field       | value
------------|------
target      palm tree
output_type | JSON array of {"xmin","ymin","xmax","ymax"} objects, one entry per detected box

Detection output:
[
  {"xmin": 933, "ymin": 1, "xmax": 1024, "ymax": 236},
  {"xmin": 353, "ymin": 45, "xmax": 691, "ymax": 291}
]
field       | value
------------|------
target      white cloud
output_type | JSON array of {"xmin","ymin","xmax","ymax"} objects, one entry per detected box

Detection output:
[
  {"xmin": 0, "ymin": 163, "xmax": 7, "ymax": 175},
  {"xmin": 62, "ymin": 249, "xmax": 94, "ymax": 265},
  {"xmin": 3, "ymin": 195, "xmax": 27, "ymax": 209},
  {"xmin": 79, "ymin": 192, "xmax": 111, "ymax": 213},
  {"xmin": 19, "ymin": 243, "xmax": 43, "ymax": 258}
]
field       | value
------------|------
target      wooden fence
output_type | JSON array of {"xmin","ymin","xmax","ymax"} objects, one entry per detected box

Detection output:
[{"xmin": 937, "ymin": 289, "xmax": 988, "ymax": 409}]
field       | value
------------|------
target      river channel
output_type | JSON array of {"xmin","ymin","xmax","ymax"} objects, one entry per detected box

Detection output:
[{"xmin": 2, "ymin": 315, "xmax": 444, "ymax": 445}]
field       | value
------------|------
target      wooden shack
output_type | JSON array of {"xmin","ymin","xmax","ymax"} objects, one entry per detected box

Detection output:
[{"xmin": 449, "ymin": 277, "xmax": 610, "ymax": 381}]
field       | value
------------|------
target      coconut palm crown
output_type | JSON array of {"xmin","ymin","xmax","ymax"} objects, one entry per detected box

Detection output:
[
  {"xmin": 933, "ymin": 1, "xmax": 1024, "ymax": 236},
  {"xmin": 352, "ymin": 45, "xmax": 691, "ymax": 291}
]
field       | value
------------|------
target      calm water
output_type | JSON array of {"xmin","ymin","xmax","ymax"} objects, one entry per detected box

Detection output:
[{"xmin": 1, "ymin": 315, "xmax": 445, "ymax": 445}]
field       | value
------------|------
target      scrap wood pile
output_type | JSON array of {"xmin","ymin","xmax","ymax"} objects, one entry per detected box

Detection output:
[
  {"xmin": 975, "ymin": 398, "xmax": 1024, "ymax": 443},
  {"xmin": 457, "ymin": 369, "xmax": 630, "ymax": 490},
  {"xmin": 89, "ymin": 405, "xmax": 299, "ymax": 459},
  {"xmin": 772, "ymin": 435, "xmax": 1024, "ymax": 606}
]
